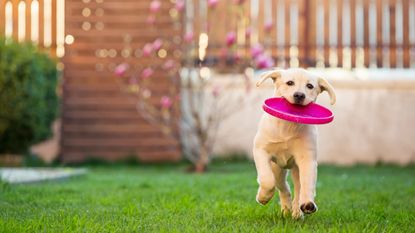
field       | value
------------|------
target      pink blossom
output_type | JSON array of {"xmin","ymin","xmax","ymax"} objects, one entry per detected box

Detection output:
[
  {"xmin": 255, "ymin": 54, "xmax": 275, "ymax": 69},
  {"xmin": 150, "ymin": 0, "xmax": 161, "ymax": 13},
  {"xmin": 264, "ymin": 21, "xmax": 273, "ymax": 32},
  {"xmin": 152, "ymin": 38, "xmax": 163, "ymax": 51},
  {"xmin": 184, "ymin": 31, "xmax": 194, "ymax": 43},
  {"xmin": 245, "ymin": 27, "xmax": 252, "ymax": 37},
  {"xmin": 142, "ymin": 67, "xmax": 154, "ymax": 79},
  {"xmin": 208, "ymin": 0, "xmax": 219, "ymax": 8},
  {"xmin": 226, "ymin": 31, "xmax": 237, "ymax": 47},
  {"xmin": 143, "ymin": 43, "xmax": 154, "ymax": 56},
  {"xmin": 160, "ymin": 96, "xmax": 173, "ymax": 108},
  {"xmin": 175, "ymin": 0, "xmax": 185, "ymax": 12},
  {"xmin": 146, "ymin": 15, "xmax": 156, "ymax": 25},
  {"xmin": 163, "ymin": 59, "xmax": 175, "ymax": 70},
  {"xmin": 114, "ymin": 63, "xmax": 129, "ymax": 77},
  {"xmin": 250, "ymin": 44, "xmax": 264, "ymax": 58}
]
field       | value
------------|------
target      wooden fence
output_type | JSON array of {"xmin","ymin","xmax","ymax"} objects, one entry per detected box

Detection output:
[
  {"xmin": 60, "ymin": 0, "xmax": 182, "ymax": 163},
  {"xmin": 188, "ymin": 0, "xmax": 415, "ymax": 68},
  {"xmin": 0, "ymin": 0, "xmax": 65, "ymax": 57},
  {"xmin": 3, "ymin": 0, "xmax": 414, "ymax": 68}
]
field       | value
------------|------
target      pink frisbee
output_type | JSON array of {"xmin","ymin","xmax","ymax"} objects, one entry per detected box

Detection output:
[{"xmin": 263, "ymin": 97, "xmax": 334, "ymax": 124}]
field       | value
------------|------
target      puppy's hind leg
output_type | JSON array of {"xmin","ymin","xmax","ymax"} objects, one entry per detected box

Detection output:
[
  {"xmin": 253, "ymin": 149, "xmax": 276, "ymax": 205},
  {"xmin": 271, "ymin": 163, "xmax": 292, "ymax": 217}
]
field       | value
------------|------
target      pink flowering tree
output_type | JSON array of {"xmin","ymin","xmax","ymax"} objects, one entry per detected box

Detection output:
[{"xmin": 114, "ymin": 0, "xmax": 275, "ymax": 172}]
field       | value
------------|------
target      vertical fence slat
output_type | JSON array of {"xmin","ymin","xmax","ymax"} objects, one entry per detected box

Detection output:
[
  {"xmin": 257, "ymin": 0, "xmax": 265, "ymax": 46},
  {"xmin": 410, "ymin": 1, "xmax": 415, "ymax": 68},
  {"xmin": 243, "ymin": 1, "xmax": 250, "ymax": 57},
  {"xmin": 51, "ymin": 0, "xmax": 56, "ymax": 56},
  {"xmin": 389, "ymin": 0, "xmax": 397, "ymax": 67},
  {"xmin": 208, "ymin": 0, "xmax": 218, "ymax": 56},
  {"xmin": 376, "ymin": 0, "xmax": 383, "ymax": 67},
  {"xmin": 25, "ymin": 0, "xmax": 32, "ymax": 41},
  {"xmin": 276, "ymin": 0, "xmax": 285, "ymax": 65},
  {"xmin": 363, "ymin": 0, "xmax": 370, "ymax": 67},
  {"xmin": 249, "ymin": 0, "xmax": 258, "ymax": 46},
  {"xmin": 307, "ymin": 0, "xmax": 317, "ymax": 67},
  {"xmin": 337, "ymin": 0, "xmax": 343, "ymax": 67},
  {"xmin": 216, "ymin": 0, "xmax": 227, "ymax": 55},
  {"xmin": 298, "ymin": 0, "xmax": 307, "ymax": 67},
  {"xmin": 402, "ymin": 0, "xmax": 410, "ymax": 67},
  {"xmin": 298, "ymin": 0, "xmax": 316, "ymax": 67},
  {"xmin": 270, "ymin": 0, "xmax": 277, "ymax": 59},
  {"xmin": 0, "ymin": 0, "xmax": 5, "ymax": 35},
  {"xmin": 284, "ymin": 0, "xmax": 291, "ymax": 66},
  {"xmin": 12, "ymin": 0, "xmax": 18, "ymax": 40},
  {"xmin": 350, "ymin": 0, "xmax": 357, "ymax": 67},
  {"xmin": 230, "ymin": 0, "xmax": 238, "ymax": 49},
  {"xmin": 38, "ymin": 0, "xmax": 44, "ymax": 46},
  {"xmin": 323, "ymin": 0, "xmax": 330, "ymax": 66}
]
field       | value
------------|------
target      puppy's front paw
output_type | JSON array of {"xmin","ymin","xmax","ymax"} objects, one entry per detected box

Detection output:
[
  {"xmin": 291, "ymin": 208, "xmax": 304, "ymax": 220},
  {"xmin": 300, "ymin": 202, "xmax": 318, "ymax": 214},
  {"xmin": 256, "ymin": 187, "xmax": 274, "ymax": 205},
  {"xmin": 281, "ymin": 206, "xmax": 291, "ymax": 218},
  {"xmin": 256, "ymin": 193, "xmax": 271, "ymax": 205}
]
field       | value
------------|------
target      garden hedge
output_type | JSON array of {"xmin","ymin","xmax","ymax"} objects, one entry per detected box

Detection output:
[{"xmin": 0, "ymin": 39, "xmax": 59, "ymax": 154}]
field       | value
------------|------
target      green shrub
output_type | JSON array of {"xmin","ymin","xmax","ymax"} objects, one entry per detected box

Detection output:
[{"xmin": 0, "ymin": 39, "xmax": 59, "ymax": 154}]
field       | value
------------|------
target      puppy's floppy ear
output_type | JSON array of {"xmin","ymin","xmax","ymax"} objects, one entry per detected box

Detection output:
[
  {"xmin": 256, "ymin": 70, "xmax": 282, "ymax": 87},
  {"xmin": 318, "ymin": 77, "xmax": 336, "ymax": 105}
]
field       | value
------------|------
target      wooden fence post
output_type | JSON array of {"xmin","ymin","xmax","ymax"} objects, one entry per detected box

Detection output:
[
  {"xmin": 298, "ymin": 0, "xmax": 306, "ymax": 67},
  {"xmin": 307, "ymin": 0, "xmax": 317, "ymax": 67},
  {"xmin": 363, "ymin": 0, "xmax": 370, "ymax": 67},
  {"xmin": 12, "ymin": 0, "xmax": 18, "ymax": 40},
  {"xmin": 337, "ymin": 0, "xmax": 343, "ymax": 67},
  {"xmin": 350, "ymin": 0, "xmax": 357, "ymax": 67},
  {"xmin": 376, "ymin": 0, "xmax": 383, "ymax": 67},
  {"xmin": 389, "ymin": 0, "xmax": 397, "ymax": 68},
  {"xmin": 402, "ymin": 0, "xmax": 410, "ymax": 68},
  {"xmin": 0, "ymin": 0, "xmax": 5, "ymax": 35},
  {"xmin": 26, "ymin": 0, "xmax": 32, "ymax": 42}
]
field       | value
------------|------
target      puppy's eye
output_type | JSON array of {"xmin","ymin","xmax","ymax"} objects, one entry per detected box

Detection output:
[
  {"xmin": 306, "ymin": 83, "xmax": 314, "ymax": 89},
  {"xmin": 286, "ymin": 81, "xmax": 294, "ymax": 86}
]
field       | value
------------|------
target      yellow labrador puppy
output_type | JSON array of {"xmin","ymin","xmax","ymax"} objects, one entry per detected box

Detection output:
[{"xmin": 253, "ymin": 68, "xmax": 336, "ymax": 219}]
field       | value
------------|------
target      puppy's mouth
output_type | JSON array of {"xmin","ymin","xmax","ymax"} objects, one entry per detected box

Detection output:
[
  {"xmin": 294, "ymin": 100, "xmax": 305, "ymax": 105},
  {"xmin": 283, "ymin": 97, "xmax": 311, "ymax": 106},
  {"xmin": 283, "ymin": 97, "xmax": 304, "ymax": 106}
]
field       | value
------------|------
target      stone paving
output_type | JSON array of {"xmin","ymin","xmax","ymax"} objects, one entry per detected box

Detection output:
[{"xmin": 0, "ymin": 168, "xmax": 87, "ymax": 184}]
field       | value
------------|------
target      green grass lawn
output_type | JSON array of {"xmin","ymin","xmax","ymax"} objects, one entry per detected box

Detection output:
[{"xmin": 1, "ymin": 161, "xmax": 415, "ymax": 233}]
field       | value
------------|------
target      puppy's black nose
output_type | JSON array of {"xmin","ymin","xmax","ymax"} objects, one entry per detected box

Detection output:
[{"xmin": 293, "ymin": 92, "xmax": 305, "ymax": 103}]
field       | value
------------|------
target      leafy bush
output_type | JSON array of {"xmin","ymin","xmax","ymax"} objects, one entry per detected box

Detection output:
[{"xmin": 0, "ymin": 39, "xmax": 59, "ymax": 154}]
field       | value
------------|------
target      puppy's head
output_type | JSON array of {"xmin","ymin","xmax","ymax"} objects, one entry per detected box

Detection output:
[{"xmin": 256, "ymin": 68, "xmax": 336, "ymax": 106}]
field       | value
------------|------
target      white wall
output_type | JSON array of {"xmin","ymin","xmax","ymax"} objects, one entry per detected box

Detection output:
[{"xmin": 212, "ymin": 70, "xmax": 415, "ymax": 165}]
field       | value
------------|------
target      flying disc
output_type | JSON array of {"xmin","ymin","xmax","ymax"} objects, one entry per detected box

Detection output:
[{"xmin": 263, "ymin": 97, "xmax": 334, "ymax": 124}]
